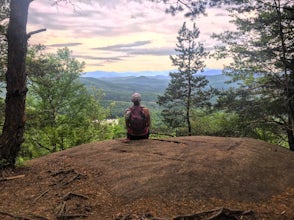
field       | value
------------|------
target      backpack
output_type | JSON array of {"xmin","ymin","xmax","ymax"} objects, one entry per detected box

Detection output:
[{"xmin": 128, "ymin": 106, "xmax": 147, "ymax": 135}]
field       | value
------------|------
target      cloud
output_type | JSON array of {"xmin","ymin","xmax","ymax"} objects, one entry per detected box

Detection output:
[
  {"xmin": 92, "ymin": 41, "xmax": 175, "ymax": 56},
  {"xmin": 74, "ymin": 54, "xmax": 127, "ymax": 61},
  {"xmin": 128, "ymin": 47, "xmax": 176, "ymax": 56},
  {"xmin": 28, "ymin": 0, "xmax": 174, "ymax": 37},
  {"xmin": 48, "ymin": 43, "xmax": 83, "ymax": 47},
  {"xmin": 95, "ymin": 0, "xmax": 122, "ymax": 8},
  {"xmin": 27, "ymin": 0, "xmax": 234, "ymax": 72},
  {"xmin": 92, "ymin": 41, "xmax": 152, "ymax": 50}
]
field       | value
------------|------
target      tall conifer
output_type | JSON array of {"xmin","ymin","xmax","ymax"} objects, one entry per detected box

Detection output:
[{"xmin": 158, "ymin": 22, "xmax": 211, "ymax": 136}]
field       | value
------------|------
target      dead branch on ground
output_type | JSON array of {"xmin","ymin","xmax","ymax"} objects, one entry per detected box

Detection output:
[
  {"xmin": 173, "ymin": 207, "xmax": 254, "ymax": 220},
  {"xmin": 56, "ymin": 214, "xmax": 88, "ymax": 220},
  {"xmin": 51, "ymin": 169, "xmax": 76, "ymax": 177},
  {"xmin": 50, "ymin": 169, "xmax": 85, "ymax": 187},
  {"xmin": 57, "ymin": 201, "xmax": 67, "ymax": 216},
  {"xmin": 33, "ymin": 189, "xmax": 50, "ymax": 203},
  {"xmin": 151, "ymin": 138, "xmax": 185, "ymax": 144},
  {"xmin": 62, "ymin": 173, "xmax": 81, "ymax": 186},
  {"xmin": 0, "ymin": 174, "xmax": 25, "ymax": 181},
  {"xmin": 63, "ymin": 192, "xmax": 89, "ymax": 201},
  {"xmin": 0, "ymin": 210, "xmax": 31, "ymax": 220}
]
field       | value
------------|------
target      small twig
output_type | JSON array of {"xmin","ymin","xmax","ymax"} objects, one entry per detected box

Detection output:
[
  {"xmin": 0, "ymin": 210, "xmax": 32, "ymax": 220},
  {"xmin": 51, "ymin": 169, "xmax": 85, "ymax": 187},
  {"xmin": 62, "ymin": 173, "xmax": 81, "ymax": 186},
  {"xmin": 0, "ymin": 211, "xmax": 17, "ymax": 218},
  {"xmin": 58, "ymin": 201, "xmax": 67, "ymax": 215},
  {"xmin": 173, "ymin": 207, "xmax": 222, "ymax": 220},
  {"xmin": 51, "ymin": 169, "xmax": 76, "ymax": 186},
  {"xmin": 56, "ymin": 214, "xmax": 88, "ymax": 220},
  {"xmin": 0, "ymin": 174, "xmax": 25, "ymax": 181},
  {"xmin": 51, "ymin": 169, "xmax": 75, "ymax": 177},
  {"xmin": 28, "ymin": 214, "xmax": 49, "ymax": 220},
  {"xmin": 151, "ymin": 138, "xmax": 185, "ymax": 144},
  {"xmin": 63, "ymin": 192, "xmax": 89, "ymax": 201},
  {"xmin": 206, "ymin": 207, "xmax": 224, "ymax": 220},
  {"xmin": 33, "ymin": 189, "xmax": 50, "ymax": 203}
]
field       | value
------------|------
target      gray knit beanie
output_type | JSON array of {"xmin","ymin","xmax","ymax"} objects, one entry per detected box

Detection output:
[{"xmin": 131, "ymin": 93, "xmax": 141, "ymax": 102}]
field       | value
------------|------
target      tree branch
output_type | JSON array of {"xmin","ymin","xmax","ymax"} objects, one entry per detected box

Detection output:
[{"xmin": 27, "ymin": 28, "xmax": 46, "ymax": 39}]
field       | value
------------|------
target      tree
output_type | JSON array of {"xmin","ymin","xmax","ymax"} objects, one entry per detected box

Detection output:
[
  {"xmin": 23, "ymin": 46, "xmax": 110, "ymax": 157},
  {"xmin": 158, "ymin": 22, "xmax": 212, "ymax": 136},
  {"xmin": 0, "ymin": 0, "xmax": 32, "ymax": 167},
  {"xmin": 0, "ymin": 0, "xmax": 76, "ymax": 167},
  {"xmin": 27, "ymin": 47, "xmax": 85, "ymax": 127},
  {"xmin": 152, "ymin": 0, "xmax": 244, "ymax": 18},
  {"xmin": 212, "ymin": 0, "xmax": 294, "ymax": 149}
]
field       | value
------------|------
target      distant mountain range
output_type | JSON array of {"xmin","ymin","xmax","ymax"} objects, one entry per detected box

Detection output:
[
  {"xmin": 81, "ymin": 68, "xmax": 223, "ymax": 78},
  {"xmin": 80, "ymin": 76, "xmax": 169, "ymax": 102},
  {"xmin": 79, "ymin": 69, "xmax": 236, "ymax": 103}
]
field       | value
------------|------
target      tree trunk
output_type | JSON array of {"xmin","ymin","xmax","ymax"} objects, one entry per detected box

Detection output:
[
  {"xmin": 287, "ymin": 127, "xmax": 294, "ymax": 151},
  {"xmin": 0, "ymin": 0, "xmax": 31, "ymax": 167},
  {"xmin": 287, "ymin": 75, "xmax": 294, "ymax": 151},
  {"xmin": 186, "ymin": 106, "xmax": 192, "ymax": 136},
  {"xmin": 274, "ymin": 0, "xmax": 294, "ymax": 151},
  {"xmin": 187, "ymin": 77, "xmax": 192, "ymax": 136}
]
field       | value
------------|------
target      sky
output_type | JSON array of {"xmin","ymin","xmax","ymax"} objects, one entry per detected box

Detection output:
[{"xmin": 27, "ymin": 0, "xmax": 233, "ymax": 73}]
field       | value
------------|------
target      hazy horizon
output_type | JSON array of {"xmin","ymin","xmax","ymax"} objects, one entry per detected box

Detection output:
[{"xmin": 81, "ymin": 68, "xmax": 223, "ymax": 78}]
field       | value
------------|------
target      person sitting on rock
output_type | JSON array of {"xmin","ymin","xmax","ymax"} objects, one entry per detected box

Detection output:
[{"xmin": 124, "ymin": 92, "xmax": 150, "ymax": 141}]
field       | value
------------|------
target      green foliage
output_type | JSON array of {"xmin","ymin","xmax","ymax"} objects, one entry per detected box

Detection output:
[
  {"xmin": 155, "ymin": 0, "xmax": 245, "ymax": 19},
  {"xmin": 149, "ymin": 108, "xmax": 176, "ymax": 138},
  {"xmin": 0, "ymin": 0, "xmax": 9, "ymax": 91},
  {"xmin": 158, "ymin": 22, "xmax": 214, "ymax": 135},
  {"xmin": 188, "ymin": 109, "xmax": 287, "ymax": 148},
  {"xmin": 0, "ymin": 158, "xmax": 9, "ymax": 169},
  {"xmin": 191, "ymin": 110, "xmax": 239, "ymax": 136},
  {"xmin": 215, "ymin": 87, "xmax": 288, "ymax": 145},
  {"xmin": 212, "ymin": 0, "xmax": 294, "ymax": 149},
  {"xmin": 20, "ymin": 46, "xmax": 112, "ymax": 160},
  {"xmin": 110, "ymin": 117, "xmax": 127, "ymax": 139}
]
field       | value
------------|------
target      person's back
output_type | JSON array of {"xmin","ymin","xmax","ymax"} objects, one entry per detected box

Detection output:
[{"xmin": 125, "ymin": 93, "xmax": 150, "ymax": 140}]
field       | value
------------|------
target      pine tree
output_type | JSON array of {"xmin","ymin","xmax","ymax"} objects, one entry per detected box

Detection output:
[
  {"xmin": 0, "ymin": 0, "xmax": 31, "ymax": 167},
  {"xmin": 158, "ymin": 22, "xmax": 211, "ymax": 136},
  {"xmin": 213, "ymin": 0, "xmax": 294, "ymax": 149}
]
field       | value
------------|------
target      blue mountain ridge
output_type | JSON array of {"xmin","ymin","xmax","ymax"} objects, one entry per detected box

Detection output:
[
  {"xmin": 81, "ymin": 68, "xmax": 223, "ymax": 78},
  {"xmin": 79, "ymin": 69, "xmax": 236, "ymax": 103}
]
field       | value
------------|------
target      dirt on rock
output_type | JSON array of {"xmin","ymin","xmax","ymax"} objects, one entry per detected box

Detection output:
[{"xmin": 1, "ymin": 136, "xmax": 294, "ymax": 219}]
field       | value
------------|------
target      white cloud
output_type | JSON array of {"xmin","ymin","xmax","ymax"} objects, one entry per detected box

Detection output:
[
  {"xmin": 92, "ymin": 41, "xmax": 152, "ymax": 50},
  {"xmin": 27, "ymin": 0, "xmax": 234, "ymax": 72}
]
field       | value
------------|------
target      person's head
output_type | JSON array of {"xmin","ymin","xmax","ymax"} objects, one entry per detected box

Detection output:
[{"xmin": 131, "ymin": 92, "xmax": 141, "ymax": 106}]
